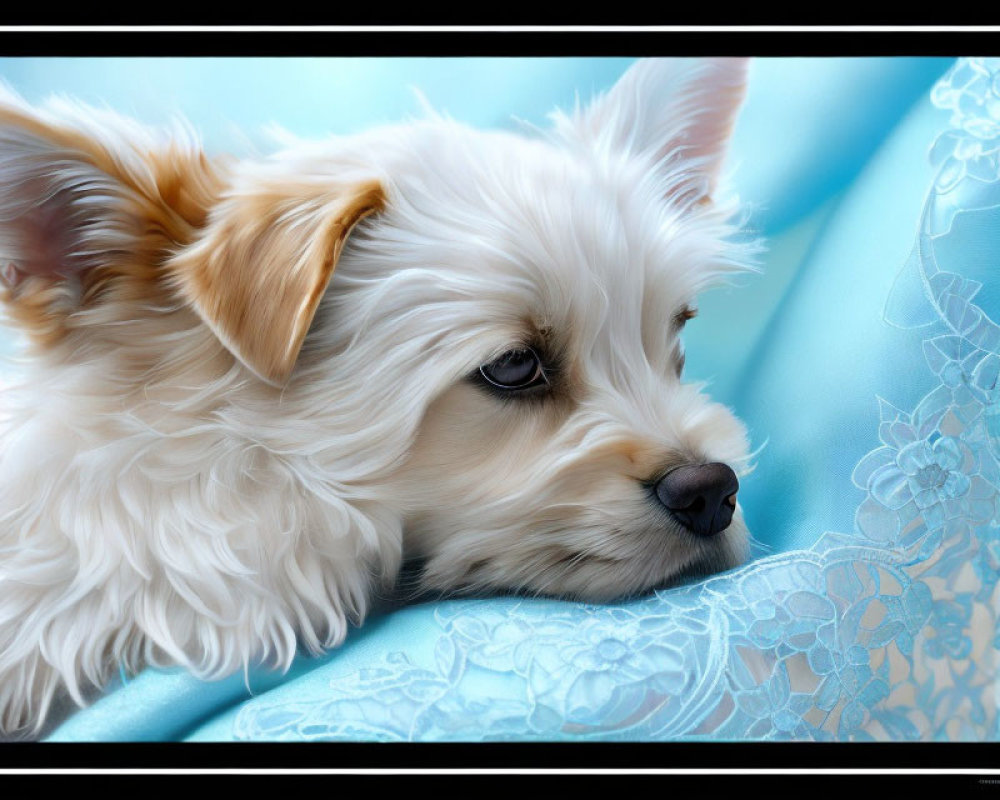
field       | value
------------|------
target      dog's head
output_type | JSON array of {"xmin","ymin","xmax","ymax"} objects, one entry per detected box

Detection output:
[{"xmin": 0, "ymin": 58, "xmax": 754, "ymax": 604}]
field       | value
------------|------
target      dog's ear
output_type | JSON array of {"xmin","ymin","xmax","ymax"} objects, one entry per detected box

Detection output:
[
  {"xmin": 168, "ymin": 167, "xmax": 386, "ymax": 386},
  {"xmin": 0, "ymin": 88, "xmax": 222, "ymax": 346},
  {"xmin": 556, "ymin": 57, "xmax": 749, "ymax": 199},
  {"xmin": 0, "ymin": 87, "xmax": 385, "ymax": 385},
  {"xmin": 0, "ymin": 89, "xmax": 214, "ymax": 290}
]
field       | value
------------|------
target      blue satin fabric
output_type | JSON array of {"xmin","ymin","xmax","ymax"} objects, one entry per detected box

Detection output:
[
  {"xmin": 730, "ymin": 100, "xmax": 953, "ymax": 552},
  {"xmin": 0, "ymin": 56, "xmax": 947, "ymax": 236},
  {"xmin": 5, "ymin": 56, "xmax": 993, "ymax": 741}
]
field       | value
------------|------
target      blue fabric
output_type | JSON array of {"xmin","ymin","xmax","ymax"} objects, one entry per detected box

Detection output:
[
  {"xmin": 0, "ymin": 56, "xmax": 948, "ymax": 236},
  {"xmin": 733, "ymin": 100, "xmax": 949, "ymax": 552},
  {"xmin": 8, "ymin": 56, "xmax": 994, "ymax": 741}
]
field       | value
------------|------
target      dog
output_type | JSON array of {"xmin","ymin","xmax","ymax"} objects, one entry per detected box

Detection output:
[{"xmin": 0, "ymin": 57, "xmax": 755, "ymax": 737}]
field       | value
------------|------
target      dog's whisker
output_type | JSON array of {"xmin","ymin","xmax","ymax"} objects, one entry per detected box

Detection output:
[{"xmin": 731, "ymin": 436, "xmax": 769, "ymax": 477}]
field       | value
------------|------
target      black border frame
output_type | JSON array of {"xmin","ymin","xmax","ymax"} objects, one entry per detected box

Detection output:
[
  {"xmin": 0, "ymin": 22, "xmax": 996, "ymax": 773},
  {"xmin": 0, "ymin": 30, "xmax": 992, "ymax": 57},
  {"xmin": 1, "ymin": 741, "xmax": 998, "ymax": 768}
]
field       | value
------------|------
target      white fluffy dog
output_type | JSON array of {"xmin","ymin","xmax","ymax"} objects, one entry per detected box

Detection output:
[{"xmin": 0, "ymin": 57, "xmax": 755, "ymax": 737}]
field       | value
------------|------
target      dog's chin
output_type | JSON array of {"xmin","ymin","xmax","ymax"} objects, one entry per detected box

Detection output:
[
  {"xmin": 405, "ymin": 516, "xmax": 750, "ymax": 606},
  {"xmin": 648, "ymin": 520, "xmax": 751, "ymax": 594},
  {"xmin": 548, "ymin": 515, "xmax": 752, "ymax": 604},
  {"xmin": 564, "ymin": 524, "xmax": 750, "ymax": 604}
]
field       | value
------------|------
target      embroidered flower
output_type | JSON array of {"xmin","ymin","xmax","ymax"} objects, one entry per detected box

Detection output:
[
  {"xmin": 863, "ymin": 434, "xmax": 972, "ymax": 530},
  {"xmin": 931, "ymin": 57, "xmax": 1000, "ymax": 141},
  {"xmin": 923, "ymin": 596, "xmax": 974, "ymax": 660}
]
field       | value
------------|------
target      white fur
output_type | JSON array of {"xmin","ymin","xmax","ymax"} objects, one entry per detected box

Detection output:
[{"xmin": 0, "ymin": 58, "xmax": 757, "ymax": 737}]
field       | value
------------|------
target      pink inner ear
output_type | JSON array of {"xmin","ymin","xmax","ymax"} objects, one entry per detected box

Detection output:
[
  {"xmin": 0, "ymin": 260, "xmax": 21, "ymax": 289},
  {"xmin": 10, "ymin": 183, "xmax": 88, "ymax": 283}
]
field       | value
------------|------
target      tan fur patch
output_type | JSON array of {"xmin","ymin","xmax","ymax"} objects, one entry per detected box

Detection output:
[
  {"xmin": 0, "ymin": 100, "xmax": 384, "ymax": 387},
  {"xmin": 168, "ymin": 176, "xmax": 386, "ymax": 386}
]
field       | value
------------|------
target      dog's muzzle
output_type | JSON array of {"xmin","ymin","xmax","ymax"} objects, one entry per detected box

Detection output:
[{"xmin": 655, "ymin": 462, "xmax": 739, "ymax": 537}]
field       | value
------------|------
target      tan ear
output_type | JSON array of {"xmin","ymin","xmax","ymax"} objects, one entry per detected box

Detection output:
[
  {"xmin": 0, "ymin": 87, "xmax": 221, "ymax": 346},
  {"xmin": 169, "ymin": 171, "xmax": 386, "ymax": 386}
]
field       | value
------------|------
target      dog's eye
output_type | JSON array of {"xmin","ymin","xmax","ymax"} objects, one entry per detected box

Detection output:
[{"xmin": 479, "ymin": 348, "xmax": 547, "ymax": 390}]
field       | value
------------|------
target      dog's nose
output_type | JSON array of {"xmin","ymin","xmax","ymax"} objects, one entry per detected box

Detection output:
[{"xmin": 654, "ymin": 462, "xmax": 739, "ymax": 537}]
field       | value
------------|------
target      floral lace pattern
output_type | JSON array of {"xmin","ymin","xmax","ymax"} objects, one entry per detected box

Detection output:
[{"xmin": 230, "ymin": 59, "xmax": 1000, "ymax": 742}]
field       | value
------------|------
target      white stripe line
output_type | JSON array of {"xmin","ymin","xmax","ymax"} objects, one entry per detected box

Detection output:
[
  {"xmin": 0, "ymin": 25, "xmax": 997, "ymax": 33},
  {"xmin": 1, "ymin": 768, "xmax": 999, "ymax": 775}
]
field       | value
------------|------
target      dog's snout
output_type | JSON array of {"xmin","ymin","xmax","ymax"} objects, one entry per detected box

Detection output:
[{"xmin": 654, "ymin": 462, "xmax": 739, "ymax": 537}]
